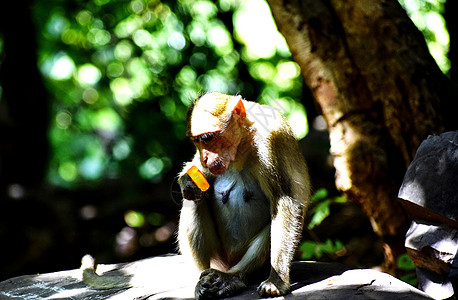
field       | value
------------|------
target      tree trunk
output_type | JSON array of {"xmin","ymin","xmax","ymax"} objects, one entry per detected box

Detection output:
[{"xmin": 266, "ymin": 0, "xmax": 456, "ymax": 271}]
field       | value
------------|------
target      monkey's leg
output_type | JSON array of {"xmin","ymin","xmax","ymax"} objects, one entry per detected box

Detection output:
[
  {"xmin": 196, "ymin": 225, "xmax": 270, "ymax": 299},
  {"xmin": 258, "ymin": 196, "xmax": 305, "ymax": 297}
]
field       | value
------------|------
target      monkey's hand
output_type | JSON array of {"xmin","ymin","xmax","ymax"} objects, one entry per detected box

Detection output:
[
  {"xmin": 179, "ymin": 173, "xmax": 204, "ymax": 201},
  {"xmin": 257, "ymin": 274, "xmax": 290, "ymax": 297},
  {"xmin": 195, "ymin": 269, "xmax": 246, "ymax": 300}
]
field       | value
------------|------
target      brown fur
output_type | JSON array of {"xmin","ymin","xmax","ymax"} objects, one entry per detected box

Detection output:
[{"xmin": 178, "ymin": 92, "xmax": 310, "ymax": 299}]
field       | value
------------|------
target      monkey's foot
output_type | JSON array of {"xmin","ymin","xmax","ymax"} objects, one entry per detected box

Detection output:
[
  {"xmin": 257, "ymin": 278, "xmax": 290, "ymax": 297},
  {"xmin": 195, "ymin": 269, "xmax": 246, "ymax": 300}
]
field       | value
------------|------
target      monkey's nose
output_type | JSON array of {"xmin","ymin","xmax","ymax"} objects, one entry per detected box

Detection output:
[{"xmin": 202, "ymin": 156, "xmax": 208, "ymax": 166}]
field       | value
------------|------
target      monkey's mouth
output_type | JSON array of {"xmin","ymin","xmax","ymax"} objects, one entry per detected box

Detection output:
[{"xmin": 208, "ymin": 160, "xmax": 227, "ymax": 175}]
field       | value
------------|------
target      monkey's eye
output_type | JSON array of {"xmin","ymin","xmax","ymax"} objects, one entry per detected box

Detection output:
[
  {"xmin": 191, "ymin": 132, "xmax": 215, "ymax": 144},
  {"xmin": 199, "ymin": 132, "xmax": 214, "ymax": 143}
]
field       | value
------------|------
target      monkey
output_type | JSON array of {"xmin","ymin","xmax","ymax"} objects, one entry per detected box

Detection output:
[{"xmin": 178, "ymin": 92, "xmax": 310, "ymax": 299}]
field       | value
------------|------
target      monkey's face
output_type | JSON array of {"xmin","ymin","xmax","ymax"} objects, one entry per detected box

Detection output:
[
  {"xmin": 192, "ymin": 118, "xmax": 242, "ymax": 175},
  {"xmin": 188, "ymin": 93, "xmax": 247, "ymax": 175}
]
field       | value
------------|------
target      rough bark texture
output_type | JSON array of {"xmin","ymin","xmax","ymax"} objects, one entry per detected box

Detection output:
[{"xmin": 266, "ymin": 0, "xmax": 456, "ymax": 270}]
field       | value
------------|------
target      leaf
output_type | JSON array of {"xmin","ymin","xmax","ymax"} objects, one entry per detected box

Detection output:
[
  {"xmin": 334, "ymin": 195, "xmax": 347, "ymax": 203},
  {"xmin": 299, "ymin": 241, "xmax": 319, "ymax": 260},
  {"xmin": 299, "ymin": 239, "xmax": 344, "ymax": 260},
  {"xmin": 311, "ymin": 188, "xmax": 328, "ymax": 202},
  {"xmin": 400, "ymin": 272, "xmax": 418, "ymax": 286},
  {"xmin": 397, "ymin": 253, "xmax": 416, "ymax": 270},
  {"xmin": 322, "ymin": 239, "xmax": 343, "ymax": 253},
  {"xmin": 308, "ymin": 200, "xmax": 330, "ymax": 229}
]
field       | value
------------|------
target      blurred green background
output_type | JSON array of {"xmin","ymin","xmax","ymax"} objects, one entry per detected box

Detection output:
[
  {"xmin": 0, "ymin": 0, "xmax": 451, "ymax": 280},
  {"xmin": 40, "ymin": 0, "xmax": 307, "ymax": 187}
]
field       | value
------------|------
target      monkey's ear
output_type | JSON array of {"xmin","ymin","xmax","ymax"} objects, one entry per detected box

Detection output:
[{"xmin": 232, "ymin": 96, "xmax": 246, "ymax": 123}]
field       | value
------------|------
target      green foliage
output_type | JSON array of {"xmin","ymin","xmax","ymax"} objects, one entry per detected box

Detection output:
[
  {"xmin": 32, "ymin": 0, "xmax": 307, "ymax": 187},
  {"xmin": 300, "ymin": 239, "xmax": 344, "ymax": 260},
  {"xmin": 397, "ymin": 253, "xmax": 416, "ymax": 270},
  {"xmin": 299, "ymin": 188, "xmax": 347, "ymax": 260},
  {"xmin": 397, "ymin": 253, "xmax": 418, "ymax": 286},
  {"xmin": 31, "ymin": 0, "xmax": 450, "ymax": 187},
  {"xmin": 398, "ymin": 0, "xmax": 449, "ymax": 73},
  {"xmin": 308, "ymin": 188, "xmax": 347, "ymax": 230}
]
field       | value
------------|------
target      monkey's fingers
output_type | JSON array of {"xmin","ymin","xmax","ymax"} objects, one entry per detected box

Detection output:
[
  {"xmin": 257, "ymin": 278, "xmax": 289, "ymax": 297},
  {"xmin": 187, "ymin": 166, "xmax": 210, "ymax": 191},
  {"xmin": 196, "ymin": 269, "xmax": 246, "ymax": 300}
]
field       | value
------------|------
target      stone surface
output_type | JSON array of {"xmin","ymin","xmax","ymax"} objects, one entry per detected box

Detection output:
[
  {"xmin": 398, "ymin": 130, "xmax": 458, "ymax": 299},
  {"xmin": 398, "ymin": 131, "xmax": 458, "ymax": 228},
  {"xmin": 405, "ymin": 220, "xmax": 458, "ymax": 275},
  {"xmin": 0, "ymin": 254, "xmax": 432, "ymax": 299},
  {"xmin": 404, "ymin": 220, "xmax": 458, "ymax": 300},
  {"xmin": 416, "ymin": 267, "xmax": 455, "ymax": 300}
]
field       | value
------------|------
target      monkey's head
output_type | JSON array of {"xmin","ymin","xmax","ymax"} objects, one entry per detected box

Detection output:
[{"xmin": 186, "ymin": 92, "xmax": 248, "ymax": 175}]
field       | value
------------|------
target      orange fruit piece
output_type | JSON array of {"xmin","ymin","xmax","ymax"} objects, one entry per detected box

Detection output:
[{"xmin": 186, "ymin": 166, "xmax": 210, "ymax": 191}]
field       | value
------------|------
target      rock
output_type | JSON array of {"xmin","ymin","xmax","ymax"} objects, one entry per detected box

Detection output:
[
  {"xmin": 405, "ymin": 220, "xmax": 458, "ymax": 276},
  {"xmin": 398, "ymin": 130, "xmax": 458, "ymax": 299},
  {"xmin": 0, "ymin": 254, "xmax": 432, "ymax": 299},
  {"xmin": 398, "ymin": 131, "xmax": 458, "ymax": 228},
  {"xmin": 416, "ymin": 267, "xmax": 455, "ymax": 300},
  {"xmin": 404, "ymin": 220, "xmax": 458, "ymax": 300}
]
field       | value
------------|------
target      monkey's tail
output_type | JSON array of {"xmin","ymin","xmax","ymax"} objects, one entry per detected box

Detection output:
[{"xmin": 81, "ymin": 254, "xmax": 132, "ymax": 290}]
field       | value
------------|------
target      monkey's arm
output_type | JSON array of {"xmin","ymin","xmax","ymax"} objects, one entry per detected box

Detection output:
[
  {"xmin": 259, "ymin": 195, "xmax": 306, "ymax": 296},
  {"xmin": 257, "ymin": 131, "xmax": 310, "ymax": 296},
  {"xmin": 178, "ymin": 152, "xmax": 218, "ymax": 270},
  {"xmin": 178, "ymin": 200, "xmax": 220, "ymax": 271}
]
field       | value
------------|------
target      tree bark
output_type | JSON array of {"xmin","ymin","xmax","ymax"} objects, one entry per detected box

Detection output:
[{"xmin": 266, "ymin": 0, "xmax": 456, "ymax": 271}]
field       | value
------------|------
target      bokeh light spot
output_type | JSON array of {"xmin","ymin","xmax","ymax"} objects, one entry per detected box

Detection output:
[
  {"xmin": 125, "ymin": 210, "xmax": 145, "ymax": 228},
  {"xmin": 168, "ymin": 32, "xmax": 186, "ymax": 50},
  {"xmin": 92, "ymin": 107, "xmax": 121, "ymax": 131},
  {"xmin": 139, "ymin": 157, "xmax": 164, "ymax": 180},
  {"xmin": 76, "ymin": 10, "xmax": 93, "ymax": 26},
  {"xmin": 82, "ymin": 88, "xmax": 99, "ymax": 104},
  {"xmin": 59, "ymin": 161, "xmax": 78, "ymax": 182},
  {"xmin": 114, "ymin": 40, "xmax": 134, "ymax": 61},
  {"xmin": 76, "ymin": 64, "xmax": 102, "ymax": 86},
  {"xmin": 56, "ymin": 110, "xmax": 72, "ymax": 129},
  {"xmin": 133, "ymin": 29, "xmax": 153, "ymax": 48},
  {"xmin": 110, "ymin": 77, "xmax": 134, "ymax": 106},
  {"xmin": 43, "ymin": 53, "xmax": 75, "ymax": 81},
  {"xmin": 107, "ymin": 61, "xmax": 125, "ymax": 78},
  {"xmin": 113, "ymin": 139, "xmax": 131, "ymax": 160}
]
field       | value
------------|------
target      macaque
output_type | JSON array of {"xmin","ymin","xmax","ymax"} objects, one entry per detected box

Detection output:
[{"xmin": 178, "ymin": 92, "xmax": 310, "ymax": 299}]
